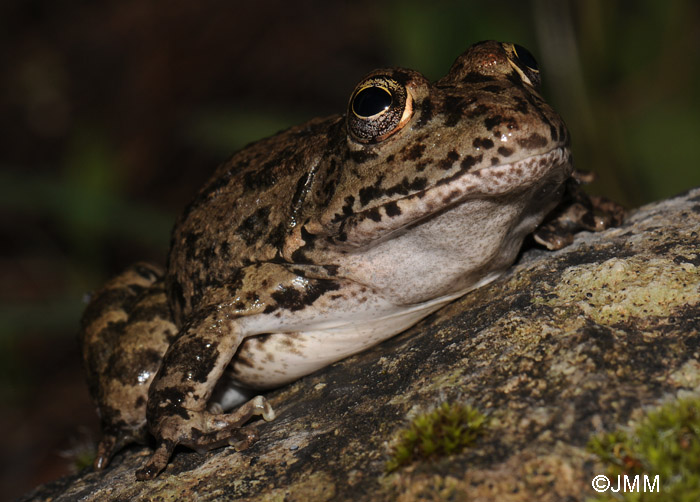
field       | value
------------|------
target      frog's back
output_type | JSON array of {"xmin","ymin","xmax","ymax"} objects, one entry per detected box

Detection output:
[{"xmin": 167, "ymin": 116, "xmax": 344, "ymax": 321}]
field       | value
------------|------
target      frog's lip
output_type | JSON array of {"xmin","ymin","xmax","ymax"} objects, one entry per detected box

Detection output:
[{"xmin": 339, "ymin": 146, "xmax": 572, "ymax": 246}]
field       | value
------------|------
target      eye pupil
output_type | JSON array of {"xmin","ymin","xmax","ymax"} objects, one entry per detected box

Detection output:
[
  {"xmin": 353, "ymin": 86, "xmax": 393, "ymax": 117},
  {"xmin": 513, "ymin": 44, "xmax": 538, "ymax": 70}
]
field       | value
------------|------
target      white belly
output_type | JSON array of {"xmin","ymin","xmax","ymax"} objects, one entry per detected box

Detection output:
[{"xmin": 227, "ymin": 270, "xmax": 502, "ymax": 391}]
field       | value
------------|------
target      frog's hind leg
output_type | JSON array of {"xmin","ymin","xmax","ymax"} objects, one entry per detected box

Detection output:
[{"xmin": 79, "ymin": 263, "xmax": 177, "ymax": 470}]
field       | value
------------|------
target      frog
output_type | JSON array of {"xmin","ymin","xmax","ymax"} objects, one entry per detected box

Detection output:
[{"xmin": 80, "ymin": 40, "xmax": 611, "ymax": 480}]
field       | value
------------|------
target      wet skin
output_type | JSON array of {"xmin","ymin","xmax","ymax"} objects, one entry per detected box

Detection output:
[{"xmin": 80, "ymin": 41, "xmax": 599, "ymax": 479}]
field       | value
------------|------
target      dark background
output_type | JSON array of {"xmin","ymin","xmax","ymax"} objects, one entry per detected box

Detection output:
[{"xmin": 2, "ymin": 0, "xmax": 699, "ymax": 499}]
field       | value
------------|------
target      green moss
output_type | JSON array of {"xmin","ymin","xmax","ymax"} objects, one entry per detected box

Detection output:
[
  {"xmin": 386, "ymin": 402, "xmax": 487, "ymax": 472},
  {"xmin": 588, "ymin": 397, "xmax": 700, "ymax": 501}
]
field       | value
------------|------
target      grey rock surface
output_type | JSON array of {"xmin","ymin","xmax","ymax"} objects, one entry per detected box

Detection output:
[{"xmin": 20, "ymin": 187, "xmax": 700, "ymax": 502}]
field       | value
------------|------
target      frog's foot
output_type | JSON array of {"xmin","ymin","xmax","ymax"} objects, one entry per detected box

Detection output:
[
  {"xmin": 94, "ymin": 434, "xmax": 119, "ymax": 470},
  {"xmin": 534, "ymin": 176, "xmax": 626, "ymax": 250},
  {"xmin": 94, "ymin": 426, "xmax": 147, "ymax": 470},
  {"xmin": 136, "ymin": 396, "xmax": 275, "ymax": 480}
]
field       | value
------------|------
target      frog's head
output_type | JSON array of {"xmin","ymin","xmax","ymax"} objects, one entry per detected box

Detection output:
[{"xmin": 287, "ymin": 41, "xmax": 572, "ymax": 299}]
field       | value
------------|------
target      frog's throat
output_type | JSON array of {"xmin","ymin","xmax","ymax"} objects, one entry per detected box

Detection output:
[{"xmin": 341, "ymin": 146, "xmax": 572, "ymax": 247}]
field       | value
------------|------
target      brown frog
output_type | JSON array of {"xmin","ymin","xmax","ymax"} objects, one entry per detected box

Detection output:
[{"xmin": 80, "ymin": 41, "xmax": 611, "ymax": 479}]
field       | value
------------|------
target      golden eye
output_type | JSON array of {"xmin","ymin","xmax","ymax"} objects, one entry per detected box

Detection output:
[
  {"xmin": 347, "ymin": 75, "xmax": 413, "ymax": 143},
  {"xmin": 503, "ymin": 42, "xmax": 541, "ymax": 89}
]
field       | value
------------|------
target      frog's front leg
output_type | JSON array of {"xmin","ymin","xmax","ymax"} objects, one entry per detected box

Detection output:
[
  {"xmin": 533, "ymin": 173, "xmax": 626, "ymax": 250},
  {"xmin": 135, "ymin": 263, "xmax": 336, "ymax": 480}
]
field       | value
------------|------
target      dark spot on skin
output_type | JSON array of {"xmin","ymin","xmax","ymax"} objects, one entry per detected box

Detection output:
[
  {"xmin": 438, "ymin": 149, "xmax": 460, "ymax": 169},
  {"xmin": 389, "ymin": 69, "xmax": 413, "ymax": 87},
  {"xmin": 184, "ymin": 231, "xmax": 203, "ymax": 261},
  {"xmin": 384, "ymin": 201, "xmax": 402, "ymax": 217},
  {"xmin": 415, "ymin": 160, "xmax": 428, "ymax": 172},
  {"xmin": 337, "ymin": 231, "xmax": 347, "ymax": 242},
  {"xmin": 497, "ymin": 146, "xmax": 513, "ymax": 157},
  {"xmin": 484, "ymin": 115, "xmax": 504, "ymax": 131},
  {"xmin": 481, "ymin": 84, "xmax": 503, "ymax": 94},
  {"xmin": 243, "ymin": 159, "xmax": 279, "ymax": 191},
  {"xmin": 359, "ymin": 182, "xmax": 384, "ymax": 207},
  {"xmin": 253, "ymin": 334, "xmax": 273, "ymax": 349},
  {"xmin": 128, "ymin": 300, "xmax": 171, "ymax": 325},
  {"xmin": 271, "ymin": 278, "xmax": 341, "ymax": 312},
  {"xmin": 415, "ymin": 98, "xmax": 434, "ymax": 129},
  {"xmin": 442, "ymin": 189, "xmax": 461, "ymax": 204},
  {"xmin": 236, "ymin": 207, "xmax": 270, "ymax": 246},
  {"xmin": 266, "ymin": 222, "xmax": 287, "ymax": 251},
  {"xmin": 443, "ymin": 96, "xmax": 468, "ymax": 127},
  {"xmin": 674, "ymin": 254, "xmax": 700, "ymax": 266},
  {"xmin": 126, "ymin": 283, "xmax": 146, "ymax": 297},
  {"xmin": 108, "ymin": 346, "xmax": 163, "ymax": 387},
  {"xmin": 358, "ymin": 174, "xmax": 427, "ymax": 208},
  {"xmin": 512, "ymin": 96, "xmax": 529, "ymax": 114},
  {"xmin": 491, "ymin": 157, "xmax": 500, "ymax": 166},
  {"xmin": 147, "ymin": 387, "xmax": 192, "ymax": 421},
  {"xmin": 323, "ymin": 264, "xmax": 339, "ymax": 275},
  {"xmin": 549, "ymin": 125, "xmax": 558, "ymax": 142},
  {"xmin": 331, "ymin": 195, "xmax": 356, "ymax": 224},
  {"xmin": 472, "ymin": 137, "xmax": 494, "ymax": 150},
  {"xmin": 343, "ymin": 195, "xmax": 355, "ymax": 215},
  {"xmin": 168, "ymin": 281, "xmax": 186, "ymax": 321},
  {"xmin": 386, "ymin": 154, "xmax": 395, "ymax": 163},
  {"xmin": 235, "ymin": 352, "xmax": 255, "ymax": 368},
  {"xmin": 164, "ymin": 335, "xmax": 221, "ymax": 384},
  {"xmin": 460, "ymin": 155, "xmax": 482, "ymax": 171},
  {"xmin": 385, "ymin": 176, "xmax": 428, "ymax": 197},
  {"xmin": 466, "ymin": 103, "xmax": 490, "ymax": 119},
  {"xmin": 403, "ymin": 143, "xmax": 425, "ymax": 161},
  {"xmin": 200, "ymin": 244, "xmax": 217, "ymax": 270},
  {"xmin": 327, "ymin": 158, "xmax": 338, "ymax": 176},
  {"xmin": 461, "ymin": 72, "xmax": 497, "ymax": 84},
  {"xmin": 517, "ymin": 133, "xmax": 548, "ymax": 149},
  {"xmin": 367, "ymin": 208, "xmax": 382, "ymax": 222},
  {"xmin": 218, "ymin": 240, "xmax": 231, "ymax": 261},
  {"xmin": 135, "ymin": 396, "xmax": 146, "ymax": 408},
  {"xmin": 348, "ymin": 149, "xmax": 378, "ymax": 164}
]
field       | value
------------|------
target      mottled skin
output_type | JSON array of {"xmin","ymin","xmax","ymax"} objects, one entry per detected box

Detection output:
[{"xmin": 80, "ymin": 41, "xmax": 608, "ymax": 479}]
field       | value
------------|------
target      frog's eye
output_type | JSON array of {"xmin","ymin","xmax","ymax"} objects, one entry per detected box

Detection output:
[
  {"xmin": 348, "ymin": 76, "xmax": 413, "ymax": 143},
  {"xmin": 503, "ymin": 43, "xmax": 542, "ymax": 89}
]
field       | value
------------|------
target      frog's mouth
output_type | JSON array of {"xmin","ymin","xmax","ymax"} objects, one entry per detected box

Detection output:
[{"xmin": 338, "ymin": 146, "xmax": 573, "ymax": 247}]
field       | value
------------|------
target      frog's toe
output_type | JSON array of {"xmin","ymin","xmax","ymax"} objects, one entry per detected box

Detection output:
[
  {"xmin": 200, "ymin": 395, "xmax": 276, "ymax": 444},
  {"xmin": 94, "ymin": 428, "xmax": 142, "ymax": 470},
  {"xmin": 228, "ymin": 427, "xmax": 260, "ymax": 451},
  {"xmin": 94, "ymin": 435, "xmax": 118, "ymax": 470},
  {"xmin": 136, "ymin": 440, "xmax": 175, "ymax": 480}
]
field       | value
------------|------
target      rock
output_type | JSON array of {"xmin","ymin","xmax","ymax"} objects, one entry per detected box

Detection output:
[{"xmin": 20, "ymin": 188, "xmax": 700, "ymax": 502}]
